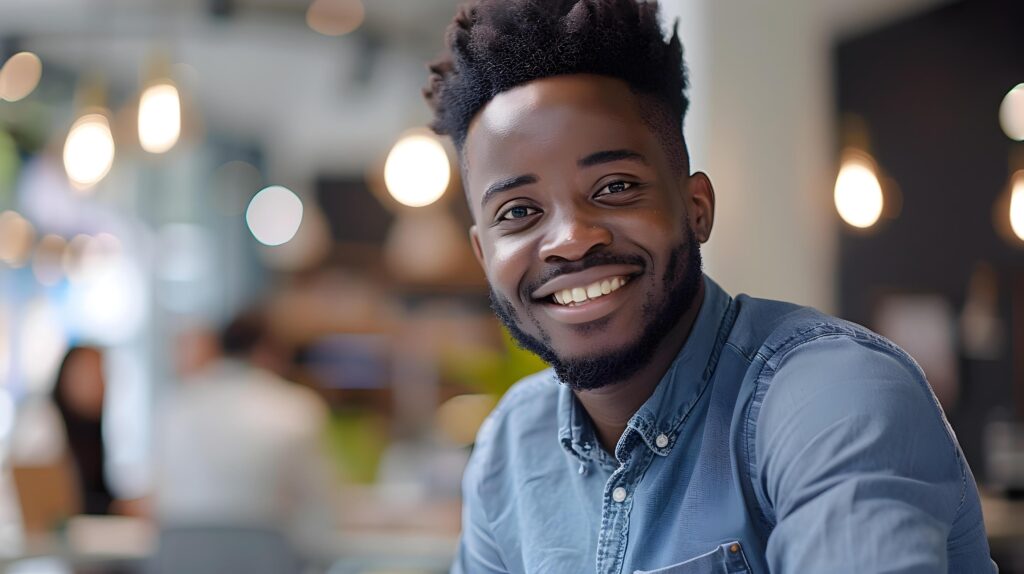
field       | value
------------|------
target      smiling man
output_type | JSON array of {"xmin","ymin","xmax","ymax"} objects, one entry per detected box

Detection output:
[{"xmin": 423, "ymin": 1, "xmax": 995, "ymax": 573}]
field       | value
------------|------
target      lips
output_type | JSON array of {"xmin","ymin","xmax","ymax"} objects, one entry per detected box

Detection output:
[
  {"xmin": 529, "ymin": 264, "xmax": 643, "ymax": 325},
  {"xmin": 531, "ymin": 264, "xmax": 642, "ymax": 301}
]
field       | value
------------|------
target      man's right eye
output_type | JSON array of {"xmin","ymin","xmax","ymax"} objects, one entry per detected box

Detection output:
[{"xmin": 498, "ymin": 205, "xmax": 540, "ymax": 221}]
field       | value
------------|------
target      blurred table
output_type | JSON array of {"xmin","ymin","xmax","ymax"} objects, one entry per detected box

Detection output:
[{"xmin": 0, "ymin": 515, "xmax": 156, "ymax": 570}]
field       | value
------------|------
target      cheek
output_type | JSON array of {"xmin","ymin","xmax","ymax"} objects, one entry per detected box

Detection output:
[
  {"xmin": 621, "ymin": 209, "xmax": 683, "ymax": 248},
  {"xmin": 483, "ymin": 236, "xmax": 535, "ymax": 297}
]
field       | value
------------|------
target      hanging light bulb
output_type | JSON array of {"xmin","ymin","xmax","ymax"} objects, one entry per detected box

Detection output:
[
  {"xmin": 1009, "ymin": 170, "xmax": 1024, "ymax": 242},
  {"xmin": 0, "ymin": 51, "xmax": 43, "ymax": 102},
  {"xmin": 384, "ymin": 130, "xmax": 451, "ymax": 208},
  {"xmin": 63, "ymin": 111, "xmax": 115, "ymax": 191},
  {"xmin": 834, "ymin": 150, "xmax": 884, "ymax": 229},
  {"xmin": 306, "ymin": 0, "xmax": 365, "ymax": 36},
  {"xmin": 999, "ymin": 84, "xmax": 1024, "ymax": 142},
  {"xmin": 138, "ymin": 81, "xmax": 181, "ymax": 153}
]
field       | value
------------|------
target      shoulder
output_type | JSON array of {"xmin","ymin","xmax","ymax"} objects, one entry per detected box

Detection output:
[
  {"xmin": 751, "ymin": 322, "xmax": 963, "ymax": 506},
  {"xmin": 464, "ymin": 368, "xmax": 560, "ymax": 492},
  {"xmin": 473, "ymin": 368, "xmax": 559, "ymax": 454},
  {"xmin": 757, "ymin": 316, "xmax": 933, "ymax": 412}
]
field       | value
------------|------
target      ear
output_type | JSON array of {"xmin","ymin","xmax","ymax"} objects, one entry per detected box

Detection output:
[
  {"xmin": 687, "ymin": 172, "xmax": 715, "ymax": 243},
  {"xmin": 469, "ymin": 224, "xmax": 485, "ymax": 268}
]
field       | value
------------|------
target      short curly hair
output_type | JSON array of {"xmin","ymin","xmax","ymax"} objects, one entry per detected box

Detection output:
[{"xmin": 424, "ymin": 0, "xmax": 689, "ymax": 167}]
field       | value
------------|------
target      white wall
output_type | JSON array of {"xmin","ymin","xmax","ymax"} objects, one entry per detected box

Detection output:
[{"xmin": 662, "ymin": 0, "xmax": 837, "ymax": 313}]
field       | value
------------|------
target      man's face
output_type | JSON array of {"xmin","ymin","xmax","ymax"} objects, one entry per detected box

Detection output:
[{"xmin": 464, "ymin": 74, "xmax": 713, "ymax": 390}]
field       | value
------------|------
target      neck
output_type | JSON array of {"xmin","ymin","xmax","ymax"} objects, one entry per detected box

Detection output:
[{"xmin": 574, "ymin": 279, "xmax": 706, "ymax": 454}]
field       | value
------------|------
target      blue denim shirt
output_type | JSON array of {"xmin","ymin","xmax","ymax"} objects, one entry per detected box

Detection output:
[{"xmin": 453, "ymin": 276, "xmax": 995, "ymax": 573}]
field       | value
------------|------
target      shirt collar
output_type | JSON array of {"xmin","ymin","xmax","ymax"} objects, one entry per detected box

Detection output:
[{"xmin": 557, "ymin": 275, "xmax": 734, "ymax": 464}]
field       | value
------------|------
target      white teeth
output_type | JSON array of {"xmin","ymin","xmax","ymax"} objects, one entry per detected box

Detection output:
[
  {"xmin": 550, "ymin": 276, "xmax": 630, "ymax": 306},
  {"xmin": 571, "ymin": 287, "xmax": 586, "ymax": 303}
]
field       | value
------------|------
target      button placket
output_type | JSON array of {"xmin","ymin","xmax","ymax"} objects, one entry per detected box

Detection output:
[{"xmin": 595, "ymin": 437, "xmax": 657, "ymax": 574}]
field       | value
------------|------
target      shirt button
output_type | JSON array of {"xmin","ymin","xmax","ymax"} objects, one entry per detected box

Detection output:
[
  {"xmin": 655, "ymin": 433, "xmax": 669, "ymax": 448},
  {"xmin": 612, "ymin": 487, "xmax": 627, "ymax": 503}
]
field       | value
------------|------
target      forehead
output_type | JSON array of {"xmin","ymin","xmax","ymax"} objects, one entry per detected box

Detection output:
[{"xmin": 463, "ymin": 75, "xmax": 657, "ymax": 195}]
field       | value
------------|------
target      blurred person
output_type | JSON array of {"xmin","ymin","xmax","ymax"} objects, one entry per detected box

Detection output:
[
  {"xmin": 7, "ymin": 346, "xmax": 111, "ymax": 537},
  {"xmin": 151, "ymin": 310, "xmax": 336, "ymax": 573},
  {"xmin": 52, "ymin": 346, "xmax": 114, "ymax": 516},
  {"xmin": 424, "ymin": 1, "xmax": 995, "ymax": 572}
]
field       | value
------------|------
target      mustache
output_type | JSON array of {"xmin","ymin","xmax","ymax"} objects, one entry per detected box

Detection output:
[{"xmin": 523, "ymin": 251, "xmax": 646, "ymax": 298}]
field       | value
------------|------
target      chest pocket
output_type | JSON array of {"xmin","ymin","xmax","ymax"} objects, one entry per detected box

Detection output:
[{"xmin": 633, "ymin": 541, "xmax": 752, "ymax": 574}]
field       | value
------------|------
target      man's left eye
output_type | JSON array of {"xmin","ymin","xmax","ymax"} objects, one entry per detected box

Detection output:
[{"xmin": 596, "ymin": 181, "xmax": 634, "ymax": 196}]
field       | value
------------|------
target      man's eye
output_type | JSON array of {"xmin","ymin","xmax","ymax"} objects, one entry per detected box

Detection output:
[
  {"xmin": 498, "ymin": 205, "xmax": 539, "ymax": 221},
  {"xmin": 597, "ymin": 181, "xmax": 635, "ymax": 196}
]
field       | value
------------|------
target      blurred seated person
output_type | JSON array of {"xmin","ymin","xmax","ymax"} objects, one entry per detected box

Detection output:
[
  {"xmin": 8, "ymin": 346, "xmax": 112, "ymax": 536},
  {"xmin": 151, "ymin": 310, "xmax": 336, "ymax": 573},
  {"xmin": 52, "ymin": 346, "xmax": 114, "ymax": 516}
]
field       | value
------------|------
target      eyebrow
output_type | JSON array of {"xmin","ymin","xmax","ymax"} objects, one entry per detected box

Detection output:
[
  {"xmin": 578, "ymin": 149, "xmax": 648, "ymax": 168},
  {"xmin": 481, "ymin": 174, "xmax": 538, "ymax": 211},
  {"xmin": 478, "ymin": 149, "xmax": 647, "ymax": 211}
]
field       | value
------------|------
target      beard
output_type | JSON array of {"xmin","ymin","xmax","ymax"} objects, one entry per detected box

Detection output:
[{"xmin": 490, "ymin": 225, "xmax": 703, "ymax": 391}]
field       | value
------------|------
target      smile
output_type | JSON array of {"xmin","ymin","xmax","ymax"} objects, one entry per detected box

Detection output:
[
  {"xmin": 551, "ymin": 275, "xmax": 631, "ymax": 306},
  {"xmin": 530, "ymin": 264, "xmax": 643, "ymax": 325}
]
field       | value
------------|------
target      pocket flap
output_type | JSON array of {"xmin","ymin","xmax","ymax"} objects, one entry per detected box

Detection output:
[{"xmin": 632, "ymin": 541, "xmax": 751, "ymax": 574}]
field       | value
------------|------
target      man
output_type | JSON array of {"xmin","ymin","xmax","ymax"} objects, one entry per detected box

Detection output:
[
  {"xmin": 424, "ymin": 1, "xmax": 995, "ymax": 573},
  {"xmin": 152, "ymin": 312, "xmax": 335, "ymax": 573}
]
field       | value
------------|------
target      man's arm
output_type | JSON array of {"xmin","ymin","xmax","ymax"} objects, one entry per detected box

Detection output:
[
  {"xmin": 756, "ymin": 335, "xmax": 992, "ymax": 573},
  {"xmin": 451, "ymin": 437, "xmax": 509, "ymax": 574}
]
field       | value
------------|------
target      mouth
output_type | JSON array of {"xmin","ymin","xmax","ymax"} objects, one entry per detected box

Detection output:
[
  {"xmin": 548, "ymin": 275, "xmax": 632, "ymax": 306},
  {"xmin": 529, "ymin": 265, "xmax": 642, "ymax": 325}
]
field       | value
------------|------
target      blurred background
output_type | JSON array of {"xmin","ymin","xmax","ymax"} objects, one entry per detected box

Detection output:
[{"xmin": 0, "ymin": 0, "xmax": 1021, "ymax": 572}]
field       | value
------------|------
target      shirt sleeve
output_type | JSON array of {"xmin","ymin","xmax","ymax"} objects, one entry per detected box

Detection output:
[
  {"xmin": 755, "ymin": 334, "xmax": 980, "ymax": 573},
  {"xmin": 451, "ymin": 420, "xmax": 509, "ymax": 574}
]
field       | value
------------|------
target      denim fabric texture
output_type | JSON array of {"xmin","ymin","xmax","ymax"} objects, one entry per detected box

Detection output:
[{"xmin": 452, "ymin": 276, "xmax": 995, "ymax": 574}]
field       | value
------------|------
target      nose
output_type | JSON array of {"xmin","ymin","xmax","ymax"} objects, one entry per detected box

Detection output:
[{"xmin": 537, "ymin": 211, "xmax": 613, "ymax": 262}]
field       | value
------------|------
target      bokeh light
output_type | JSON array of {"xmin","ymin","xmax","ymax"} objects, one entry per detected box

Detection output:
[
  {"xmin": 384, "ymin": 132, "xmax": 451, "ymax": 208},
  {"xmin": 999, "ymin": 83, "xmax": 1024, "ymax": 141},
  {"xmin": 63, "ymin": 112, "xmax": 116, "ymax": 191},
  {"xmin": 0, "ymin": 51, "xmax": 43, "ymax": 102},
  {"xmin": 138, "ymin": 82, "xmax": 182, "ymax": 154},
  {"xmin": 1009, "ymin": 171, "xmax": 1024, "ymax": 242},
  {"xmin": 67, "ymin": 254, "xmax": 148, "ymax": 345},
  {"xmin": 834, "ymin": 152, "xmax": 884, "ymax": 229},
  {"xmin": 306, "ymin": 0, "xmax": 365, "ymax": 36},
  {"xmin": 0, "ymin": 210, "xmax": 37, "ymax": 267},
  {"xmin": 246, "ymin": 185, "xmax": 304, "ymax": 246},
  {"xmin": 63, "ymin": 233, "xmax": 123, "ymax": 284},
  {"xmin": 32, "ymin": 234, "xmax": 67, "ymax": 286}
]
